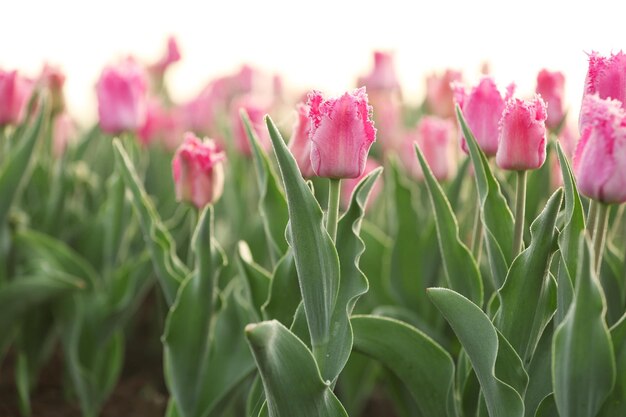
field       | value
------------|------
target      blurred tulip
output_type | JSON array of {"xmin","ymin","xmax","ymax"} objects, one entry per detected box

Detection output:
[
  {"xmin": 369, "ymin": 90, "xmax": 402, "ymax": 153},
  {"xmin": 551, "ymin": 123, "xmax": 579, "ymax": 188},
  {"xmin": 307, "ymin": 88, "xmax": 377, "ymax": 179},
  {"xmin": 52, "ymin": 113, "xmax": 76, "ymax": 157},
  {"xmin": 574, "ymin": 95, "xmax": 626, "ymax": 204},
  {"xmin": 426, "ymin": 69, "xmax": 462, "ymax": 118},
  {"xmin": 402, "ymin": 116, "xmax": 453, "ymax": 181},
  {"xmin": 496, "ymin": 95, "xmax": 548, "ymax": 171},
  {"xmin": 139, "ymin": 99, "xmax": 184, "ymax": 150},
  {"xmin": 358, "ymin": 51, "xmax": 401, "ymax": 92},
  {"xmin": 341, "ymin": 158, "xmax": 383, "ymax": 209},
  {"xmin": 536, "ymin": 69, "xmax": 566, "ymax": 131},
  {"xmin": 96, "ymin": 59, "xmax": 148, "ymax": 134},
  {"xmin": 172, "ymin": 132, "xmax": 226, "ymax": 208},
  {"xmin": 453, "ymin": 77, "xmax": 514, "ymax": 157},
  {"xmin": 0, "ymin": 69, "xmax": 33, "ymax": 126},
  {"xmin": 149, "ymin": 36, "xmax": 181, "ymax": 76},
  {"xmin": 288, "ymin": 103, "xmax": 315, "ymax": 178},
  {"xmin": 39, "ymin": 63, "xmax": 66, "ymax": 115},
  {"xmin": 231, "ymin": 95, "xmax": 271, "ymax": 156}
]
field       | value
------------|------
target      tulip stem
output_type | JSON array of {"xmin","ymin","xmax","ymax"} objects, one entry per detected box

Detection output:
[
  {"xmin": 587, "ymin": 200, "xmax": 598, "ymax": 238},
  {"xmin": 470, "ymin": 201, "xmax": 483, "ymax": 262},
  {"xmin": 592, "ymin": 203, "xmax": 610, "ymax": 275},
  {"xmin": 327, "ymin": 179, "xmax": 341, "ymax": 242},
  {"xmin": 512, "ymin": 170, "xmax": 527, "ymax": 257}
]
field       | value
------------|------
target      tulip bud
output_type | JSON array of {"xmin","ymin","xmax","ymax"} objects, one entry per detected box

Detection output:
[
  {"xmin": 574, "ymin": 95, "xmax": 626, "ymax": 204},
  {"xmin": 358, "ymin": 51, "xmax": 401, "ymax": 92},
  {"xmin": 288, "ymin": 103, "xmax": 315, "ymax": 178},
  {"xmin": 39, "ymin": 64, "xmax": 66, "ymax": 115},
  {"xmin": 96, "ymin": 58, "xmax": 148, "ymax": 134},
  {"xmin": 425, "ymin": 69, "xmax": 462, "ymax": 118},
  {"xmin": 536, "ymin": 69, "xmax": 566, "ymax": 131},
  {"xmin": 453, "ymin": 77, "xmax": 514, "ymax": 157},
  {"xmin": 172, "ymin": 132, "xmax": 226, "ymax": 208},
  {"xmin": 341, "ymin": 158, "xmax": 383, "ymax": 209},
  {"xmin": 402, "ymin": 116, "xmax": 453, "ymax": 181},
  {"xmin": 307, "ymin": 88, "xmax": 377, "ymax": 179},
  {"xmin": 0, "ymin": 69, "xmax": 33, "ymax": 126},
  {"xmin": 495, "ymin": 95, "xmax": 548, "ymax": 171},
  {"xmin": 139, "ymin": 99, "xmax": 184, "ymax": 150},
  {"xmin": 149, "ymin": 36, "xmax": 181, "ymax": 77}
]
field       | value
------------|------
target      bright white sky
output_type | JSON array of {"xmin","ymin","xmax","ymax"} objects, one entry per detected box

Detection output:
[{"xmin": 2, "ymin": 0, "xmax": 624, "ymax": 124}]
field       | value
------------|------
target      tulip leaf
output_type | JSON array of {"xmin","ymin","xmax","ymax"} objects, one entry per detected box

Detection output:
[
  {"xmin": 495, "ymin": 189, "xmax": 562, "ymax": 361},
  {"xmin": 555, "ymin": 141, "xmax": 584, "ymax": 324},
  {"xmin": 113, "ymin": 139, "xmax": 189, "ymax": 305},
  {"xmin": 351, "ymin": 315, "xmax": 457, "ymax": 417},
  {"xmin": 242, "ymin": 110, "xmax": 289, "ymax": 264},
  {"xmin": 415, "ymin": 143, "xmax": 483, "ymax": 306},
  {"xmin": 245, "ymin": 320, "xmax": 348, "ymax": 417},
  {"xmin": 535, "ymin": 395, "xmax": 558, "ymax": 417},
  {"xmin": 428, "ymin": 287, "xmax": 526, "ymax": 417},
  {"xmin": 261, "ymin": 249, "xmax": 301, "ymax": 325},
  {"xmin": 323, "ymin": 167, "xmax": 381, "ymax": 381},
  {"xmin": 265, "ymin": 116, "xmax": 341, "ymax": 381},
  {"xmin": 553, "ymin": 235, "xmax": 616, "ymax": 417},
  {"xmin": 524, "ymin": 321, "xmax": 554, "ymax": 417},
  {"xmin": 0, "ymin": 97, "xmax": 46, "ymax": 227},
  {"xmin": 456, "ymin": 106, "xmax": 514, "ymax": 287},
  {"xmin": 237, "ymin": 241, "xmax": 271, "ymax": 320},
  {"xmin": 598, "ymin": 314, "xmax": 626, "ymax": 416}
]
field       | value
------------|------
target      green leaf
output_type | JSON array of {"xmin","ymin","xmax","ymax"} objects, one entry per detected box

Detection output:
[
  {"xmin": 553, "ymin": 235, "xmax": 616, "ymax": 417},
  {"xmin": 237, "ymin": 241, "xmax": 271, "ymax": 320},
  {"xmin": 456, "ymin": 105, "xmax": 514, "ymax": 287},
  {"xmin": 535, "ymin": 395, "xmax": 558, "ymax": 417},
  {"xmin": 495, "ymin": 189, "xmax": 562, "ymax": 361},
  {"xmin": 524, "ymin": 321, "xmax": 554, "ymax": 417},
  {"xmin": 323, "ymin": 167, "xmax": 382, "ymax": 381},
  {"xmin": 163, "ymin": 206, "xmax": 225, "ymax": 417},
  {"xmin": 265, "ymin": 116, "xmax": 341, "ymax": 379},
  {"xmin": 0, "ymin": 97, "xmax": 47, "ymax": 226},
  {"xmin": 261, "ymin": 249, "xmax": 301, "ymax": 325},
  {"xmin": 242, "ymin": 110, "xmax": 289, "ymax": 265},
  {"xmin": 351, "ymin": 315, "xmax": 457, "ymax": 417},
  {"xmin": 555, "ymin": 141, "xmax": 584, "ymax": 325},
  {"xmin": 415, "ymin": 143, "xmax": 483, "ymax": 306},
  {"xmin": 428, "ymin": 288, "xmax": 526, "ymax": 417},
  {"xmin": 113, "ymin": 139, "xmax": 189, "ymax": 305},
  {"xmin": 599, "ymin": 314, "xmax": 626, "ymax": 416},
  {"xmin": 245, "ymin": 320, "xmax": 348, "ymax": 417}
]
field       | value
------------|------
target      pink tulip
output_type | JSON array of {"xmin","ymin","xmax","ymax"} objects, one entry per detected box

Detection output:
[
  {"xmin": 536, "ymin": 69, "xmax": 566, "ymax": 131},
  {"xmin": 149, "ymin": 36, "xmax": 181, "ymax": 76},
  {"xmin": 341, "ymin": 158, "xmax": 383, "ymax": 209},
  {"xmin": 96, "ymin": 59, "xmax": 148, "ymax": 134},
  {"xmin": 426, "ymin": 69, "xmax": 462, "ymax": 118},
  {"xmin": 453, "ymin": 77, "xmax": 515, "ymax": 157},
  {"xmin": 496, "ymin": 95, "xmax": 548, "ymax": 171},
  {"xmin": 39, "ymin": 64, "xmax": 66, "ymax": 115},
  {"xmin": 52, "ymin": 113, "xmax": 76, "ymax": 157},
  {"xmin": 288, "ymin": 103, "xmax": 315, "ymax": 178},
  {"xmin": 369, "ymin": 90, "xmax": 402, "ymax": 153},
  {"xmin": 581, "ymin": 51, "xmax": 626, "ymax": 131},
  {"xmin": 358, "ymin": 51, "xmax": 401, "ymax": 92},
  {"xmin": 139, "ymin": 99, "xmax": 184, "ymax": 150},
  {"xmin": 551, "ymin": 123, "xmax": 579, "ymax": 188},
  {"xmin": 182, "ymin": 85, "xmax": 220, "ymax": 136},
  {"xmin": 573, "ymin": 95, "xmax": 626, "ymax": 204},
  {"xmin": 231, "ymin": 95, "xmax": 271, "ymax": 156},
  {"xmin": 402, "ymin": 116, "xmax": 453, "ymax": 181},
  {"xmin": 308, "ymin": 88, "xmax": 377, "ymax": 179},
  {"xmin": 0, "ymin": 69, "xmax": 33, "ymax": 126},
  {"xmin": 172, "ymin": 132, "xmax": 226, "ymax": 208}
]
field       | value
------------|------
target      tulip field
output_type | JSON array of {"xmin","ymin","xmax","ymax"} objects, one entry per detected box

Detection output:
[{"xmin": 1, "ymin": 38, "xmax": 626, "ymax": 417}]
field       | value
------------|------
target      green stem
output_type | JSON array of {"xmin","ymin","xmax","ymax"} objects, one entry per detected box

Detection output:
[
  {"xmin": 587, "ymin": 200, "xmax": 598, "ymax": 239},
  {"xmin": 592, "ymin": 203, "xmax": 610, "ymax": 276},
  {"xmin": 326, "ymin": 179, "xmax": 341, "ymax": 242},
  {"xmin": 470, "ymin": 200, "xmax": 483, "ymax": 262},
  {"xmin": 512, "ymin": 170, "xmax": 527, "ymax": 257}
]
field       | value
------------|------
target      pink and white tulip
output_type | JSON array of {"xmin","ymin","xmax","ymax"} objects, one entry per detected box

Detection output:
[
  {"xmin": 453, "ymin": 77, "xmax": 514, "ymax": 157},
  {"xmin": 172, "ymin": 132, "xmax": 226, "ymax": 208},
  {"xmin": 574, "ymin": 95, "xmax": 626, "ymax": 204},
  {"xmin": 496, "ymin": 96, "xmax": 548, "ymax": 171},
  {"xmin": 307, "ymin": 88, "xmax": 377, "ymax": 179},
  {"xmin": 96, "ymin": 59, "xmax": 148, "ymax": 134},
  {"xmin": 403, "ymin": 116, "xmax": 454, "ymax": 181},
  {"xmin": 426, "ymin": 69, "xmax": 462, "ymax": 119},
  {"xmin": 288, "ymin": 103, "xmax": 315, "ymax": 178},
  {"xmin": 231, "ymin": 95, "xmax": 271, "ymax": 156},
  {"xmin": 358, "ymin": 51, "xmax": 401, "ymax": 92},
  {"xmin": 0, "ymin": 69, "xmax": 33, "ymax": 126},
  {"xmin": 536, "ymin": 69, "xmax": 566, "ymax": 131}
]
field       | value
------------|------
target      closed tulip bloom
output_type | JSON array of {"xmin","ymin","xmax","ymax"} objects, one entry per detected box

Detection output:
[
  {"xmin": 581, "ymin": 51, "xmax": 626, "ymax": 131},
  {"xmin": 52, "ymin": 113, "xmax": 76, "ymax": 157},
  {"xmin": 307, "ymin": 88, "xmax": 377, "ymax": 179},
  {"xmin": 496, "ymin": 96, "xmax": 548, "ymax": 171},
  {"xmin": 39, "ymin": 64, "xmax": 66, "ymax": 115},
  {"xmin": 358, "ymin": 51, "xmax": 401, "ymax": 92},
  {"xmin": 536, "ymin": 69, "xmax": 566, "ymax": 130},
  {"xmin": 453, "ymin": 77, "xmax": 514, "ymax": 157},
  {"xmin": 139, "ymin": 99, "xmax": 184, "ymax": 150},
  {"xmin": 96, "ymin": 59, "xmax": 148, "ymax": 134},
  {"xmin": 0, "ymin": 69, "xmax": 33, "ymax": 126},
  {"xmin": 288, "ymin": 103, "xmax": 315, "ymax": 178},
  {"xmin": 426, "ymin": 69, "xmax": 462, "ymax": 119},
  {"xmin": 574, "ymin": 95, "xmax": 626, "ymax": 204},
  {"xmin": 403, "ymin": 116, "xmax": 453, "ymax": 181},
  {"xmin": 172, "ymin": 132, "xmax": 226, "ymax": 208}
]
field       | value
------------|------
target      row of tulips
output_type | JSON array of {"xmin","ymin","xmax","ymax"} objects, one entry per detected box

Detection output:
[{"xmin": 1, "ymin": 39, "xmax": 625, "ymax": 417}]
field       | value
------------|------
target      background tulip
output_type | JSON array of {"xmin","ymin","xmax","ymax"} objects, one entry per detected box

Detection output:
[
  {"xmin": 288, "ymin": 103, "xmax": 315, "ymax": 178},
  {"xmin": 402, "ymin": 116, "xmax": 453, "ymax": 181},
  {"xmin": 0, "ymin": 69, "xmax": 33, "ymax": 126},
  {"xmin": 425, "ymin": 69, "xmax": 462, "ymax": 119},
  {"xmin": 536, "ymin": 69, "xmax": 566, "ymax": 131}
]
